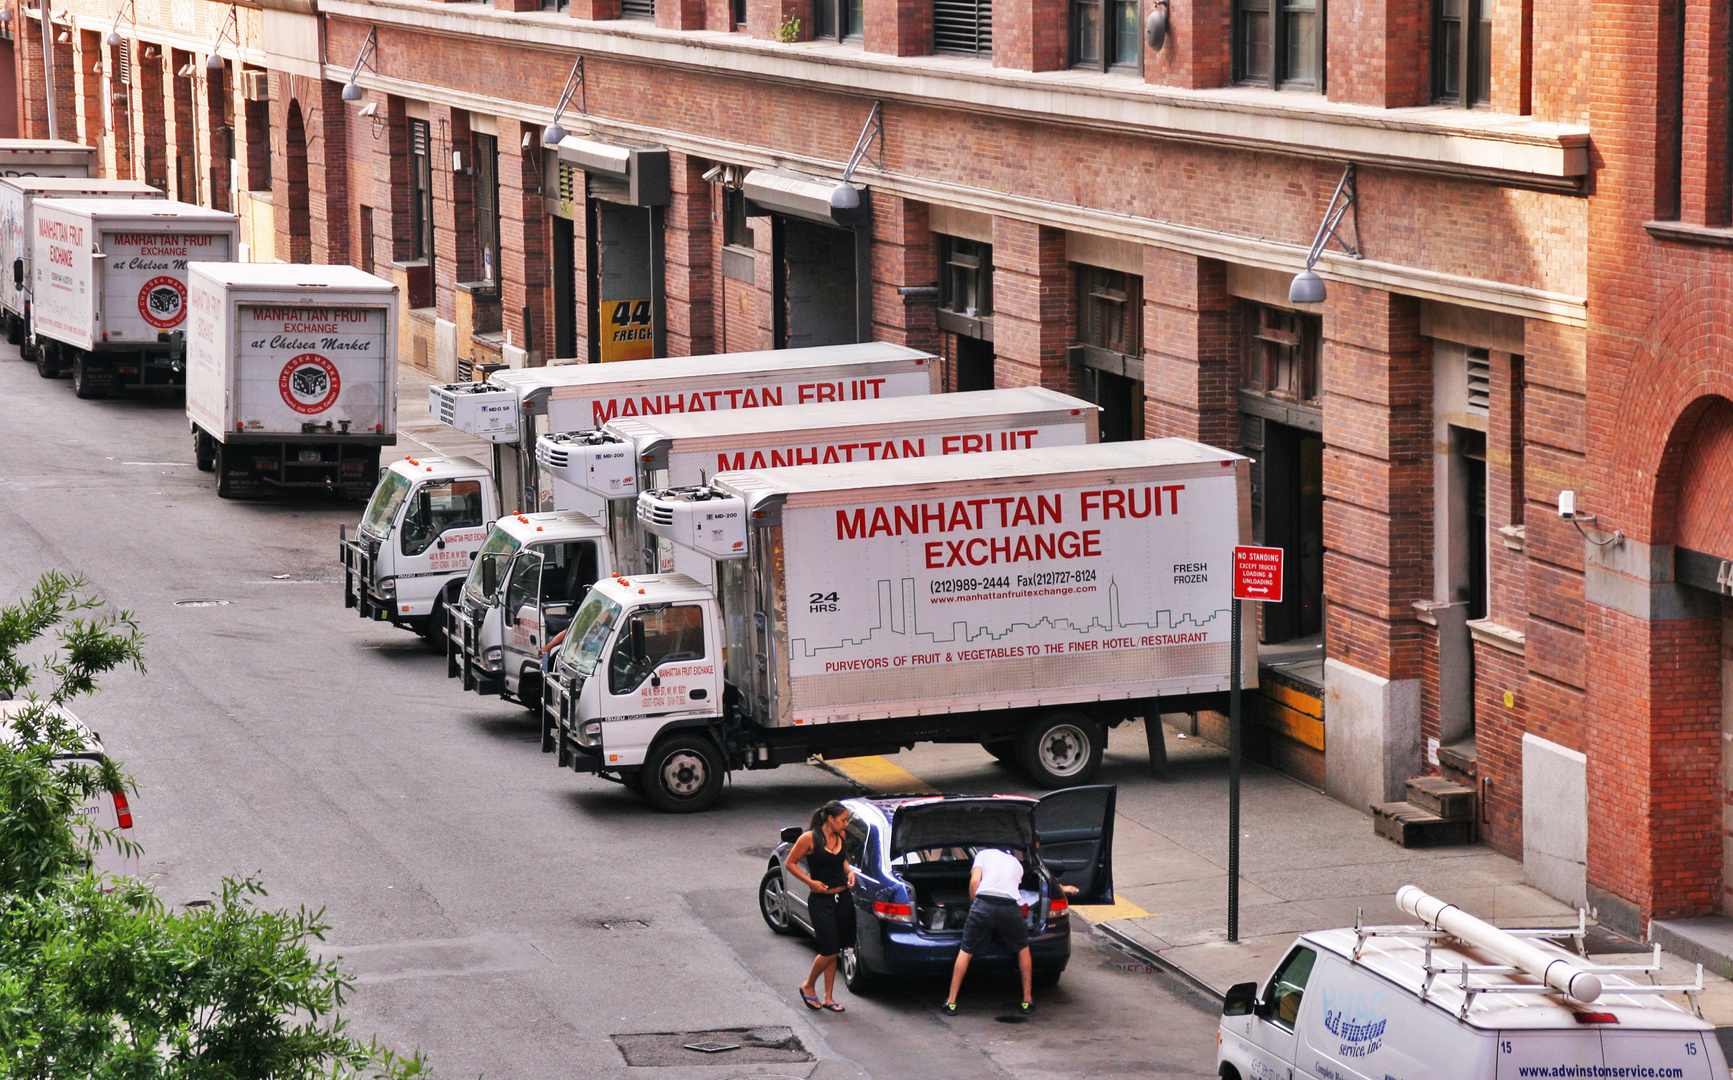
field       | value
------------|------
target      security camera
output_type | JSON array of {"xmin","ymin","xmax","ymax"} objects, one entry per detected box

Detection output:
[
  {"xmin": 1557, "ymin": 490, "xmax": 1576, "ymax": 520},
  {"xmin": 700, "ymin": 164, "xmax": 722, "ymax": 183},
  {"xmin": 357, "ymin": 102, "xmax": 379, "ymax": 118}
]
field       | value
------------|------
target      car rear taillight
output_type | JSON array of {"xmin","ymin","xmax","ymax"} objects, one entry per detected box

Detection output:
[
  {"xmin": 113, "ymin": 790, "xmax": 132, "ymax": 829},
  {"xmin": 1048, "ymin": 897, "xmax": 1068, "ymax": 918},
  {"xmin": 873, "ymin": 901, "xmax": 914, "ymax": 924}
]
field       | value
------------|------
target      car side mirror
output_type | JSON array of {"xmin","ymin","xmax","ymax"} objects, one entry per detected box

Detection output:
[
  {"xmin": 1222, "ymin": 982, "xmax": 1258, "ymax": 1017},
  {"xmin": 780, "ymin": 826, "xmax": 802, "ymax": 844}
]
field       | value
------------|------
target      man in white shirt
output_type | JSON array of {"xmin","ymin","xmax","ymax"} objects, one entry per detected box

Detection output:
[{"xmin": 943, "ymin": 847, "xmax": 1075, "ymax": 1015}]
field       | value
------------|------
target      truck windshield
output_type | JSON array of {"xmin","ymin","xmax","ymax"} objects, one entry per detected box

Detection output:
[
  {"xmin": 359, "ymin": 471, "xmax": 411, "ymax": 539},
  {"xmin": 556, "ymin": 592, "xmax": 622, "ymax": 677},
  {"xmin": 462, "ymin": 528, "xmax": 521, "ymax": 606}
]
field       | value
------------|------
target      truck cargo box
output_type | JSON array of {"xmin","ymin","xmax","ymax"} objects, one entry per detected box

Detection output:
[
  {"xmin": 0, "ymin": 139, "xmax": 96, "ymax": 179},
  {"xmin": 0, "ymin": 177, "xmax": 161, "ymax": 321}
]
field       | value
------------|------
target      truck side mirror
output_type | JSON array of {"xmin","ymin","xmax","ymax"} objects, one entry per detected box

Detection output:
[
  {"xmin": 11, "ymin": 259, "xmax": 21, "ymax": 288},
  {"xmin": 1222, "ymin": 982, "xmax": 1258, "ymax": 1017},
  {"xmin": 629, "ymin": 616, "xmax": 647, "ymax": 662},
  {"xmin": 480, "ymin": 559, "xmax": 499, "ymax": 597}
]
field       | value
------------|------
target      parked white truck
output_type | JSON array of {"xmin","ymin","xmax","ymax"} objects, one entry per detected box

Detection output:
[
  {"xmin": 185, "ymin": 262, "xmax": 397, "ymax": 499},
  {"xmin": 345, "ymin": 342, "xmax": 937, "ymax": 645},
  {"xmin": 430, "ymin": 341, "xmax": 938, "ymax": 515},
  {"xmin": 448, "ymin": 387, "xmax": 1101, "ymax": 707},
  {"xmin": 29, "ymin": 198, "xmax": 239, "ymax": 397},
  {"xmin": 0, "ymin": 139, "xmax": 96, "ymax": 179},
  {"xmin": 0, "ymin": 177, "xmax": 160, "ymax": 358},
  {"xmin": 546, "ymin": 439, "xmax": 1251, "ymax": 811}
]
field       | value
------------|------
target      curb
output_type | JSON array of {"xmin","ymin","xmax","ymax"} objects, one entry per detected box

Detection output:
[{"xmin": 1090, "ymin": 920, "xmax": 1226, "ymax": 1002}]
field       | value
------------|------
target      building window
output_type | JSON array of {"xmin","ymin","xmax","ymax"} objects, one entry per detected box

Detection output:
[
  {"xmin": 1072, "ymin": 0, "xmax": 1140, "ymax": 71},
  {"xmin": 619, "ymin": 0, "xmax": 652, "ymax": 18},
  {"xmin": 1234, "ymin": 0, "xmax": 1324, "ymax": 91},
  {"xmin": 813, "ymin": 0, "xmax": 864, "ymax": 40},
  {"xmin": 723, "ymin": 188, "xmax": 754, "ymax": 250},
  {"xmin": 1241, "ymin": 302, "xmax": 1320, "ymax": 405},
  {"xmin": 541, "ymin": 0, "xmax": 567, "ymax": 10},
  {"xmin": 933, "ymin": 0, "xmax": 992, "ymax": 56},
  {"xmin": 940, "ymin": 237, "xmax": 993, "ymax": 318},
  {"xmin": 1073, "ymin": 265, "xmax": 1144, "ymax": 443},
  {"xmin": 473, "ymin": 133, "xmax": 500, "ymax": 289},
  {"xmin": 409, "ymin": 119, "xmax": 434, "ymax": 264},
  {"xmin": 732, "ymin": 0, "xmax": 746, "ymax": 25},
  {"xmin": 1432, "ymin": 0, "xmax": 1491, "ymax": 105}
]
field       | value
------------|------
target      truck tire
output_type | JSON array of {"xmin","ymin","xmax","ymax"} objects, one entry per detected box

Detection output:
[
  {"xmin": 758, "ymin": 868, "xmax": 798, "ymax": 936},
  {"xmin": 421, "ymin": 592, "xmax": 449, "ymax": 652},
  {"xmin": 193, "ymin": 429, "xmax": 216, "ymax": 472},
  {"xmin": 1016, "ymin": 711, "xmax": 1104, "ymax": 788},
  {"xmin": 35, "ymin": 341, "xmax": 59, "ymax": 378},
  {"xmin": 640, "ymin": 735, "xmax": 724, "ymax": 813},
  {"xmin": 4, "ymin": 313, "xmax": 20, "ymax": 345},
  {"xmin": 214, "ymin": 444, "xmax": 249, "ymax": 499},
  {"xmin": 515, "ymin": 667, "xmax": 542, "ymax": 712},
  {"xmin": 72, "ymin": 353, "xmax": 107, "ymax": 399}
]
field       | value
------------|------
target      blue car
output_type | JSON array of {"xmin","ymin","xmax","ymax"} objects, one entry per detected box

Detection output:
[{"xmin": 756, "ymin": 786, "xmax": 1116, "ymax": 993}]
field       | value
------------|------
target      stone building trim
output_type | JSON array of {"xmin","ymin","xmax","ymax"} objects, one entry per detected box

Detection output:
[{"xmin": 1466, "ymin": 617, "xmax": 1527, "ymax": 655}]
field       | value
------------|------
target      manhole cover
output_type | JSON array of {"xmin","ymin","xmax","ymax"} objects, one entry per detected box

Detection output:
[
  {"xmin": 612, "ymin": 1028, "xmax": 812, "ymax": 1067},
  {"xmin": 173, "ymin": 598, "xmax": 232, "ymax": 607}
]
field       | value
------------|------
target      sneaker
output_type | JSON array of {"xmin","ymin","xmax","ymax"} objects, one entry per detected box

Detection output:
[
  {"xmin": 941, "ymin": 1001, "xmax": 959, "ymax": 1015},
  {"xmin": 1018, "ymin": 1001, "xmax": 1034, "ymax": 1015}
]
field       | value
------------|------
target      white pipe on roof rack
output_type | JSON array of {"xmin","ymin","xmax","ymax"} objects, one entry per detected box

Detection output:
[{"xmin": 1396, "ymin": 885, "xmax": 1603, "ymax": 1003}]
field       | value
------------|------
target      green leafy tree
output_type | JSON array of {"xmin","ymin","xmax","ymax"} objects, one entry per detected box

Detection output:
[{"xmin": 0, "ymin": 573, "xmax": 425, "ymax": 1079}]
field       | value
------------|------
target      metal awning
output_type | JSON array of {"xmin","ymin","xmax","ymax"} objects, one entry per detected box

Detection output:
[
  {"xmin": 551, "ymin": 136, "xmax": 670, "ymax": 207},
  {"xmin": 742, "ymin": 168, "xmax": 866, "ymax": 228}
]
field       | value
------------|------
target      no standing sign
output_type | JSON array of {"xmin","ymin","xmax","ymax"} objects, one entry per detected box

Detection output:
[{"xmin": 1232, "ymin": 545, "xmax": 1285, "ymax": 603}]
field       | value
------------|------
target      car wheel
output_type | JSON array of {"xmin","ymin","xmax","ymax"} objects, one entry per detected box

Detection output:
[
  {"xmin": 640, "ymin": 735, "xmax": 724, "ymax": 813},
  {"xmin": 759, "ymin": 868, "xmax": 797, "ymax": 936},
  {"xmin": 840, "ymin": 945, "xmax": 881, "ymax": 994},
  {"xmin": 1016, "ymin": 711, "xmax": 1105, "ymax": 788},
  {"xmin": 1033, "ymin": 969, "xmax": 1063, "ymax": 989}
]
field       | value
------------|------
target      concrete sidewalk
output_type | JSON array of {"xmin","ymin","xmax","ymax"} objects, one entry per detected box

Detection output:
[{"xmin": 822, "ymin": 720, "xmax": 1733, "ymax": 1022}]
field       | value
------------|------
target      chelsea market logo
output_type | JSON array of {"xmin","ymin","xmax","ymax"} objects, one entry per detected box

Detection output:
[
  {"xmin": 279, "ymin": 354, "xmax": 341, "ymax": 415},
  {"xmin": 137, "ymin": 276, "xmax": 187, "ymax": 329},
  {"xmin": 1318, "ymin": 986, "xmax": 1387, "ymax": 1059}
]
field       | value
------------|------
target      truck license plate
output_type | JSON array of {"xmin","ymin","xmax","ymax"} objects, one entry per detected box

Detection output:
[{"xmin": 298, "ymin": 450, "xmax": 321, "ymax": 463}]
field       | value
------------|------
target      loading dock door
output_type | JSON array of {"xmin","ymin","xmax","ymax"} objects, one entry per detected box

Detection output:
[
  {"xmin": 593, "ymin": 199, "xmax": 658, "ymax": 362},
  {"xmin": 776, "ymin": 217, "xmax": 858, "ymax": 350}
]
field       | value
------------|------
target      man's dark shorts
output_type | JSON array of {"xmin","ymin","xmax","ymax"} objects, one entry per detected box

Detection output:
[{"xmin": 960, "ymin": 895, "xmax": 1028, "ymax": 954}]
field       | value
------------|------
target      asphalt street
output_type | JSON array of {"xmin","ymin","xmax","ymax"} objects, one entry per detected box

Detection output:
[{"xmin": 0, "ymin": 347, "xmax": 1220, "ymax": 1079}]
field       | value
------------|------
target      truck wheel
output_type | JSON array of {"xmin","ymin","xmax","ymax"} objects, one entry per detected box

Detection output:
[
  {"xmin": 758, "ymin": 868, "xmax": 798, "ymax": 936},
  {"xmin": 516, "ymin": 667, "xmax": 542, "ymax": 712},
  {"xmin": 422, "ymin": 592, "xmax": 449, "ymax": 652},
  {"xmin": 214, "ymin": 444, "xmax": 243, "ymax": 499},
  {"xmin": 640, "ymin": 735, "xmax": 724, "ymax": 813},
  {"xmin": 1016, "ymin": 711, "xmax": 1104, "ymax": 788},
  {"xmin": 193, "ymin": 429, "xmax": 216, "ymax": 472},
  {"xmin": 840, "ymin": 946, "xmax": 882, "ymax": 994},
  {"xmin": 35, "ymin": 341, "xmax": 59, "ymax": 378},
  {"xmin": 72, "ymin": 354, "xmax": 107, "ymax": 399},
  {"xmin": 4, "ymin": 313, "xmax": 20, "ymax": 345}
]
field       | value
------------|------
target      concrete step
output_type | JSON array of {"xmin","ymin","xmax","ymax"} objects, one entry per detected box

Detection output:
[
  {"xmin": 1404, "ymin": 775, "xmax": 1476, "ymax": 820},
  {"xmin": 1372, "ymin": 801, "xmax": 1477, "ymax": 848}
]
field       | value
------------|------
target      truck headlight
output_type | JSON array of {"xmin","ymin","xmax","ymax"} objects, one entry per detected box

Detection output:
[
  {"xmin": 482, "ymin": 646, "xmax": 502, "ymax": 672},
  {"xmin": 377, "ymin": 578, "xmax": 396, "ymax": 600},
  {"xmin": 578, "ymin": 721, "xmax": 601, "ymax": 747}
]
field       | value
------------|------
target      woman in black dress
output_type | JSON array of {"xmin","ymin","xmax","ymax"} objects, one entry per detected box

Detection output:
[{"xmin": 786, "ymin": 800, "xmax": 857, "ymax": 1012}]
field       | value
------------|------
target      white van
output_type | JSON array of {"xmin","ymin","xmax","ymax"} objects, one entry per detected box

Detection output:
[
  {"xmin": 1218, "ymin": 887, "xmax": 1726, "ymax": 1080},
  {"xmin": 0, "ymin": 700, "xmax": 138, "ymax": 880}
]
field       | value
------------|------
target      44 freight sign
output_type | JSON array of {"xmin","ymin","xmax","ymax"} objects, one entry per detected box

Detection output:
[{"xmin": 1232, "ymin": 545, "xmax": 1284, "ymax": 603}]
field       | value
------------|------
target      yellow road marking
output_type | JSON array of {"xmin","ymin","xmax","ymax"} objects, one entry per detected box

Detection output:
[
  {"xmin": 825, "ymin": 755, "xmax": 939, "ymax": 795},
  {"xmin": 1072, "ymin": 896, "xmax": 1153, "ymax": 922}
]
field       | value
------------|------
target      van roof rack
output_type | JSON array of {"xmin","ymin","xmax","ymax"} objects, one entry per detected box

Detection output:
[{"xmin": 1346, "ymin": 906, "xmax": 1707, "ymax": 1020}]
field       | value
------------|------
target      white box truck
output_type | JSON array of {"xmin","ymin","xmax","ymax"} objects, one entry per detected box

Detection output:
[
  {"xmin": 0, "ymin": 139, "xmax": 96, "ymax": 179},
  {"xmin": 546, "ymin": 439, "xmax": 1251, "ymax": 811},
  {"xmin": 1219, "ymin": 886, "xmax": 1723, "ymax": 1080},
  {"xmin": 29, "ymin": 198, "xmax": 239, "ymax": 397},
  {"xmin": 445, "ymin": 387, "xmax": 1101, "ymax": 706},
  {"xmin": 342, "ymin": 343, "xmax": 938, "ymax": 643},
  {"xmin": 428, "ymin": 341, "xmax": 938, "ymax": 515},
  {"xmin": 0, "ymin": 177, "xmax": 160, "ymax": 360},
  {"xmin": 537, "ymin": 386, "xmax": 1101, "ymax": 583},
  {"xmin": 185, "ymin": 262, "xmax": 397, "ymax": 500}
]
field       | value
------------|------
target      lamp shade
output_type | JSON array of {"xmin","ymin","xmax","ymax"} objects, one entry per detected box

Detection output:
[
  {"xmin": 1288, "ymin": 269, "xmax": 1327, "ymax": 305},
  {"xmin": 106, "ymin": 28, "xmax": 120, "ymax": 45},
  {"xmin": 829, "ymin": 182, "xmax": 860, "ymax": 211},
  {"xmin": 1145, "ymin": 6, "xmax": 1168, "ymax": 51},
  {"xmin": 206, "ymin": 52, "xmax": 223, "ymax": 70},
  {"xmin": 341, "ymin": 81, "xmax": 364, "ymax": 102},
  {"xmin": 541, "ymin": 121, "xmax": 567, "ymax": 147}
]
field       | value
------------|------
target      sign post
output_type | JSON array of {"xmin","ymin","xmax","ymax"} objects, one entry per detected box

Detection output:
[{"xmin": 1229, "ymin": 544, "xmax": 1284, "ymax": 942}]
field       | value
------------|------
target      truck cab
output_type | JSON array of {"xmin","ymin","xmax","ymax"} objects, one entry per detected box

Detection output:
[
  {"xmin": 447, "ymin": 510, "xmax": 612, "ymax": 709},
  {"xmin": 546, "ymin": 574, "xmax": 726, "ymax": 810},
  {"xmin": 341, "ymin": 455, "xmax": 497, "ymax": 642}
]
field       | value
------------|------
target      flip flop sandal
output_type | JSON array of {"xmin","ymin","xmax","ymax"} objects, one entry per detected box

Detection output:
[
  {"xmin": 822, "ymin": 1002, "xmax": 846, "ymax": 1012},
  {"xmin": 799, "ymin": 988, "xmax": 822, "ymax": 1010}
]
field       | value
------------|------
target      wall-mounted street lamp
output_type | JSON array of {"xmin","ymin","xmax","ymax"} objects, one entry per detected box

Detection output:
[
  {"xmin": 541, "ymin": 56, "xmax": 584, "ymax": 146},
  {"xmin": 105, "ymin": 0, "xmax": 133, "ymax": 45},
  {"xmin": 340, "ymin": 26, "xmax": 377, "ymax": 101},
  {"xmin": 1288, "ymin": 162, "xmax": 1362, "ymax": 305},
  {"xmin": 1145, "ymin": 0, "xmax": 1169, "ymax": 51},
  {"xmin": 831, "ymin": 99, "xmax": 882, "ymax": 212}
]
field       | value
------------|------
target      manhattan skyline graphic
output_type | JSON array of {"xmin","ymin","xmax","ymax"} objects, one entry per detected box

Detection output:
[{"xmin": 789, "ymin": 576, "xmax": 1230, "ymax": 662}]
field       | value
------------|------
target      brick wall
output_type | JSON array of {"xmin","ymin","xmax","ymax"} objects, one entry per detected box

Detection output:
[
  {"xmin": 1325, "ymin": 0, "xmax": 1429, "ymax": 108},
  {"xmin": 1140, "ymin": 249, "xmax": 1235, "ymax": 446},
  {"xmin": 990, "ymin": 218, "xmax": 1072, "ymax": 390}
]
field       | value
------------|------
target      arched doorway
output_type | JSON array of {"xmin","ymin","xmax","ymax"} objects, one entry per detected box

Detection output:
[{"xmin": 282, "ymin": 101, "xmax": 311, "ymax": 263}]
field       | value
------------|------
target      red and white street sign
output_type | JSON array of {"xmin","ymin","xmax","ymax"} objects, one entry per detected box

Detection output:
[{"xmin": 1233, "ymin": 545, "xmax": 1285, "ymax": 603}]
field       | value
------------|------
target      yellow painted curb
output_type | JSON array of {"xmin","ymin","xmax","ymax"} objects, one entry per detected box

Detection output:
[{"xmin": 826, "ymin": 755, "xmax": 939, "ymax": 795}]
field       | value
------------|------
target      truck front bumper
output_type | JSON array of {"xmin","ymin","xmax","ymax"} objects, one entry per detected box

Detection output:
[
  {"xmin": 452, "ymin": 606, "xmax": 503, "ymax": 696},
  {"xmin": 340, "ymin": 534, "xmax": 407, "ymax": 626}
]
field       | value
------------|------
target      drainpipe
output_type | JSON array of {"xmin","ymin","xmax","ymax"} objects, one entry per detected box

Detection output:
[{"xmin": 39, "ymin": 0, "xmax": 57, "ymax": 139}]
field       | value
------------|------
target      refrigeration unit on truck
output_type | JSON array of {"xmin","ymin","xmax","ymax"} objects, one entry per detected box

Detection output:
[
  {"xmin": 445, "ymin": 510, "xmax": 612, "ymax": 707},
  {"xmin": 0, "ymin": 177, "xmax": 161, "ymax": 355},
  {"xmin": 342, "ymin": 454, "xmax": 500, "ymax": 643},
  {"xmin": 546, "ymin": 439, "xmax": 1252, "ymax": 812},
  {"xmin": 428, "ymin": 341, "xmax": 938, "ymax": 516},
  {"xmin": 28, "ymin": 198, "xmax": 239, "ymax": 397},
  {"xmin": 185, "ymin": 262, "xmax": 397, "ymax": 500},
  {"xmin": 536, "ymin": 386, "xmax": 1102, "ymax": 582},
  {"xmin": 0, "ymin": 139, "xmax": 96, "ymax": 179}
]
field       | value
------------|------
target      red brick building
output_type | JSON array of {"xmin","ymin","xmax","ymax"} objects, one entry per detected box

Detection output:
[{"xmin": 11, "ymin": 0, "xmax": 1731, "ymax": 937}]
